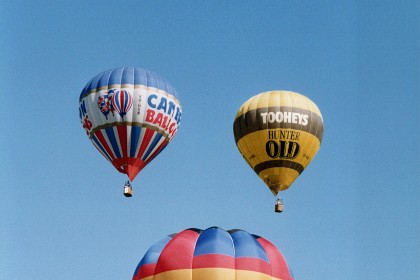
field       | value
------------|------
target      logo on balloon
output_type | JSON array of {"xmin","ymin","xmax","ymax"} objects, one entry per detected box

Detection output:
[
  {"xmin": 97, "ymin": 90, "xmax": 115, "ymax": 119},
  {"xmin": 111, "ymin": 90, "xmax": 132, "ymax": 120},
  {"xmin": 97, "ymin": 89, "xmax": 133, "ymax": 120},
  {"xmin": 260, "ymin": 111, "xmax": 309, "ymax": 126},
  {"xmin": 266, "ymin": 130, "xmax": 301, "ymax": 159},
  {"xmin": 266, "ymin": 140, "xmax": 300, "ymax": 159}
]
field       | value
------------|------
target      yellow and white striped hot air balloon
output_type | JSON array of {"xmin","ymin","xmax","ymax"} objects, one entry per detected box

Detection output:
[{"xmin": 233, "ymin": 90, "xmax": 324, "ymax": 212}]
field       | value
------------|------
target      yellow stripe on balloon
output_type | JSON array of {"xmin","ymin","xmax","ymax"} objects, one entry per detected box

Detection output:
[{"xmin": 141, "ymin": 268, "xmax": 285, "ymax": 280}]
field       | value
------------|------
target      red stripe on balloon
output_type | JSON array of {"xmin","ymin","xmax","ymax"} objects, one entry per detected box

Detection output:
[
  {"xmin": 134, "ymin": 263, "xmax": 156, "ymax": 279},
  {"xmin": 154, "ymin": 229, "xmax": 200, "ymax": 274},
  {"xmin": 94, "ymin": 130, "xmax": 116, "ymax": 161},
  {"xmin": 256, "ymin": 237, "xmax": 294, "ymax": 280},
  {"xmin": 127, "ymin": 92, "xmax": 133, "ymax": 111},
  {"xmin": 235, "ymin": 257, "xmax": 271, "ymax": 275},
  {"xmin": 117, "ymin": 125, "xmax": 128, "ymax": 159},
  {"xmin": 137, "ymin": 129, "xmax": 155, "ymax": 159},
  {"xmin": 144, "ymin": 139, "xmax": 168, "ymax": 165},
  {"xmin": 192, "ymin": 254, "xmax": 235, "ymax": 269},
  {"xmin": 193, "ymin": 254, "xmax": 271, "ymax": 275},
  {"xmin": 120, "ymin": 91, "xmax": 125, "ymax": 112}
]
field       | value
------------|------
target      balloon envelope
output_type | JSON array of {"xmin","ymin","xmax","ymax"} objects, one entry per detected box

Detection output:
[
  {"xmin": 79, "ymin": 67, "xmax": 182, "ymax": 181},
  {"xmin": 233, "ymin": 90, "xmax": 323, "ymax": 195},
  {"xmin": 132, "ymin": 227, "xmax": 294, "ymax": 280}
]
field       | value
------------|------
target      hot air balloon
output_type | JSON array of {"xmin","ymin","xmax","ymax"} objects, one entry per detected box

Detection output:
[
  {"xmin": 132, "ymin": 227, "xmax": 294, "ymax": 280},
  {"xmin": 79, "ymin": 67, "xmax": 182, "ymax": 196},
  {"xmin": 233, "ymin": 91, "xmax": 323, "ymax": 212}
]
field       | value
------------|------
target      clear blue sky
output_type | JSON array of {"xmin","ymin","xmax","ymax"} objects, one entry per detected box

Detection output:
[{"xmin": 1, "ymin": 1, "xmax": 419, "ymax": 279}]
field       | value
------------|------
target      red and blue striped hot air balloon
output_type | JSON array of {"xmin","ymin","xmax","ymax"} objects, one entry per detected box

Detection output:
[
  {"xmin": 78, "ymin": 67, "xmax": 182, "ymax": 185},
  {"xmin": 111, "ymin": 89, "xmax": 133, "ymax": 120},
  {"xmin": 132, "ymin": 227, "xmax": 294, "ymax": 280}
]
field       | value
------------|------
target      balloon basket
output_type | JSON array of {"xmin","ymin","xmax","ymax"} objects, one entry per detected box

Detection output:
[
  {"xmin": 124, "ymin": 182, "xmax": 133, "ymax": 197},
  {"xmin": 275, "ymin": 198, "xmax": 283, "ymax": 213},
  {"xmin": 275, "ymin": 204, "xmax": 283, "ymax": 213}
]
